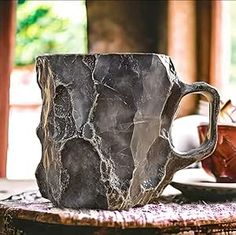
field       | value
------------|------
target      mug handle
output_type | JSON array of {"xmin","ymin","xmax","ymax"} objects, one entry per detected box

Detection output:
[{"xmin": 169, "ymin": 81, "xmax": 220, "ymax": 161}]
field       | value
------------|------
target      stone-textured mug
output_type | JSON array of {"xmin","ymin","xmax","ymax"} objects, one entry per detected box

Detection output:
[{"xmin": 35, "ymin": 54, "xmax": 220, "ymax": 210}]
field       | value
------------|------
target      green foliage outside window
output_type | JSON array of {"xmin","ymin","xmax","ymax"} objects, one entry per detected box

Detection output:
[{"xmin": 15, "ymin": 1, "xmax": 87, "ymax": 66}]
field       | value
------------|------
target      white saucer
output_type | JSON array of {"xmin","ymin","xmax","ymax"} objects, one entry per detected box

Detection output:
[{"xmin": 171, "ymin": 168, "xmax": 236, "ymax": 199}]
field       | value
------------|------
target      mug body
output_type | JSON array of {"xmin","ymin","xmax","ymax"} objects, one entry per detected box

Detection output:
[
  {"xmin": 36, "ymin": 54, "xmax": 178, "ymax": 209},
  {"xmin": 35, "ymin": 53, "xmax": 220, "ymax": 210}
]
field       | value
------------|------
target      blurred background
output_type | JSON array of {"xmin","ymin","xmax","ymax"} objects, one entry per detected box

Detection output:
[{"xmin": 0, "ymin": 0, "xmax": 236, "ymax": 179}]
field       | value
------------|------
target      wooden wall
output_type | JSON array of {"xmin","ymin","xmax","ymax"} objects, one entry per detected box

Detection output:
[{"xmin": 87, "ymin": 0, "xmax": 168, "ymax": 53}]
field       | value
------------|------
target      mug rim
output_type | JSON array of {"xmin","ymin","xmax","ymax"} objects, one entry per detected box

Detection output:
[
  {"xmin": 36, "ymin": 53, "xmax": 165, "ymax": 59},
  {"xmin": 198, "ymin": 122, "xmax": 236, "ymax": 129}
]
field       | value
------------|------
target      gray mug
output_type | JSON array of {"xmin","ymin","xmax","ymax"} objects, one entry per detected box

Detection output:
[{"xmin": 35, "ymin": 54, "xmax": 220, "ymax": 210}]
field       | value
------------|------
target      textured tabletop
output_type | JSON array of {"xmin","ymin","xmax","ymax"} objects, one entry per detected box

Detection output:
[{"xmin": 1, "ymin": 190, "xmax": 236, "ymax": 234}]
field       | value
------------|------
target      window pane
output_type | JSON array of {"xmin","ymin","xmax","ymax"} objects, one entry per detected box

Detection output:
[{"xmin": 8, "ymin": 0, "xmax": 87, "ymax": 179}]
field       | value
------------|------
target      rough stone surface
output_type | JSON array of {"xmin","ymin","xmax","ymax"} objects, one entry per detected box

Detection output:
[{"xmin": 35, "ymin": 54, "xmax": 220, "ymax": 210}]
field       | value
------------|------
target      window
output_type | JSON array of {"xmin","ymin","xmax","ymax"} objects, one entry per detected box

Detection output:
[{"xmin": 7, "ymin": 0, "xmax": 87, "ymax": 179}]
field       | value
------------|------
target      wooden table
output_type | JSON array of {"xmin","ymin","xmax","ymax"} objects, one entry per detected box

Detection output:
[{"xmin": 1, "ymin": 179, "xmax": 236, "ymax": 234}]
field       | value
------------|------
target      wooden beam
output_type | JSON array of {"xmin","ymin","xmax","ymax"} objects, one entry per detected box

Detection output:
[
  {"xmin": 196, "ymin": 1, "xmax": 212, "ymax": 84},
  {"xmin": 167, "ymin": 0, "xmax": 197, "ymax": 116},
  {"xmin": 0, "ymin": 1, "xmax": 16, "ymax": 177},
  {"xmin": 210, "ymin": 1, "xmax": 227, "ymax": 91}
]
